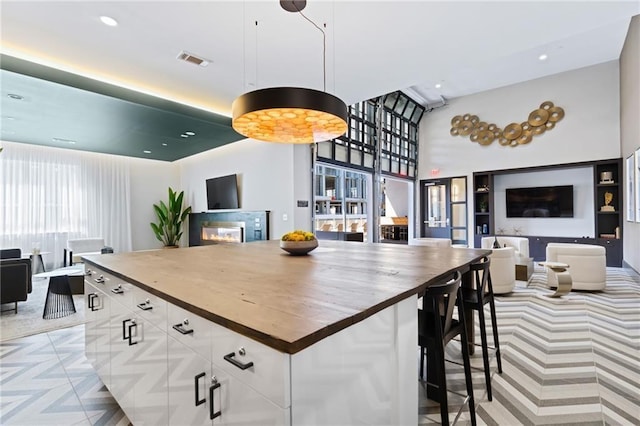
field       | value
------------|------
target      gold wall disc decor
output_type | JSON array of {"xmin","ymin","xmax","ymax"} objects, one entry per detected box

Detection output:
[
  {"xmin": 503, "ymin": 123, "xmax": 523, "ymax": 140},
  {"xmin": 449, "ymin": 101, "xmax": 565, "ymax": 148},
  {"xmin": 528, "ymin": 109, "xmax": 549, "ymax": 126},
  {"xmin": 548, "ymin": 106, "xmax": 564, "ymax": 122}
]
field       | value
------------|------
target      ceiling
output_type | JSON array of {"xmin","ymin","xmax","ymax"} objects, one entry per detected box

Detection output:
[{"xmin": 1, "ymin": 1, "xmax": 638, "ymax": 161}]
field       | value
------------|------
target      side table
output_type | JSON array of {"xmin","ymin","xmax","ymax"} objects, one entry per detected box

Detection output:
[
  {"xmin": 515, "ymin": 256, "xmax": 534, "ymax": 283},
  {"xmin": 42, "ymin": 275, "xmax": 77, "ymax": 319},
  {"xmin": 539, "ymin": 261, "xmax": 572, "ymax": 297},
  {"xmin": 22, "ymin": 251, "xmax": 51, "ymax": 275}
]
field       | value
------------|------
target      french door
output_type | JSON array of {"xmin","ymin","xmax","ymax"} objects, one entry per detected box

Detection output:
[{"xmin": 420, "ymin": 177, "xmax": 468, "ymax": 246}]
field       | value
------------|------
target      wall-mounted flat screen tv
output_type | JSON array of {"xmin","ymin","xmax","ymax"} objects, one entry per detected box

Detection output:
[
  {"xmin": 506, "ymin": 185, "xmax": 574, "ymax": 218},
  {"xmin": 206, "ymin": 174, "xmax": 239, "ymax": 210}
]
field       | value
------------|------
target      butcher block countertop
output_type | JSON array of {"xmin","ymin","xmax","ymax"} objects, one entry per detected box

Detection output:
[{"xmin": 83, "ymin": 240, "xmax": 489, "ymax": 354}]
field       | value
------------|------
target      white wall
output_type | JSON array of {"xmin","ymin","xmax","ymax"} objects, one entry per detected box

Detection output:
[
  {"xmin": 176, "ymin": 138, "xmax": 297, "ymax": 241},
  {"xmin": 493, "ymin": 167, "xmax": 594, "ymax": 238},
  {"xmin": 418, "ymin": 61, "xmax": 621, "ymax": 246},
  {"xmin": 620, "ymin": 15, "xmax": 640, "ymax": 272},
  {"xmin": 129, "ymin": 158, "xmax": 178, "ymax": 250}
]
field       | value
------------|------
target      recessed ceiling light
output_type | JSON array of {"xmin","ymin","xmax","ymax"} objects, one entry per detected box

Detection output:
[
  {"xmin": 100, "ymin": 16, "xmax": 118, "ymax": 27},
  {"xmin": 143, "ymin": 150, "xmax": 152, "ymax": 154},
  {"xmin": 162, "ymin": 143, "xmax": 168, "ymax": 146},
  {"xmin": 185, "ymin": 131, "xmax": 196, "ymax": 136},
  {"xmin": 180, "ymin": 134, "xmax": 189, "ymax": 138},
  {"xmin": 538, "ymin": 54, "xmax": 548, "ymax": 61},
  {"xmin": 7, "ymin": 94, "xmax": 23, "ymax": 100},
  {"xmin": 434, "ymin": 83, "xmax": 442, "ymax": 89},
  {"xmin": 52, "ymin": 137, "xmax": 77, "ymax": 144},
  {"xmin": 4, "ymin": 116, "xmax": 16, "ymax": 120}
]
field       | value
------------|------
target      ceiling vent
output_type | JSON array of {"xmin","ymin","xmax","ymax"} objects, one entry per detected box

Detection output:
[{"xmin": 176, "ymin": 51, "xmax": 210, "ymax": 67}]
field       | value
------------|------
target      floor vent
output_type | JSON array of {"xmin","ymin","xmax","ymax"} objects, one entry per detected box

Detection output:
[{"xmin": 176, "ymin": 51, "xmax": 210, "ymax": 67}]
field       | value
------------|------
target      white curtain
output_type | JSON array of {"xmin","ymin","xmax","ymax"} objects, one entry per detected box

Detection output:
[{"xmin": 0, "ymin": 141, "xmax": 132, "ymax": 269}]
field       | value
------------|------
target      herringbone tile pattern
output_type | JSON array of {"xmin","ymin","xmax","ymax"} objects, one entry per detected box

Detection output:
[
  {"xmin": 1, "ymin": 267, "xmax": 638, "ymax": 425},
  {"xmin": 419, "ymin": 266, "xmax": 640, "ymax": 425},
  {"xmin": 0, "ymin": 327, "xmax": 130, "ymax": 426}
]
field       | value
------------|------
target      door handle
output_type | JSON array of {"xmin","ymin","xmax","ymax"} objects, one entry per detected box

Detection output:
[
  {"xmin": 194, "ymin": 372, "xmax": 206, "ymax": 406},
  {"xmin": 209, "ymin": 377, "xmax": 222, "ymax": 419},
  {"xmin": 122, "ymin": 319, "xmax": 137, "ymax": 345}
]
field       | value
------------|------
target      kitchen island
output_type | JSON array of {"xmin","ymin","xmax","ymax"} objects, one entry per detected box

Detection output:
[{"xmin": 83, "ymin": 240, "xmax": 489, "ymax": 425}]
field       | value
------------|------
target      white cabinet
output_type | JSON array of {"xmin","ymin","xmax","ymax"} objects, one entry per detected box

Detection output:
[
  {"xmin": 85, "ymin": 267, "xmax": 168, "ymax": 426},
  {"xmin": 167, "ymin": 335, "xmax": 212, "ymax": 425},
  {"xmin": 132, "ymin": 315, "xmax": 168, "ymax": 425},
  {"xmin": 167, "ymin": 334, "xmax": 289, "ymax": 426},
  {"xmin": 214, "ymin": 365, "xmax": 289, "ymax": 426},
  {"xmin": 210, "ymin": 322, "xmax": 290, "ymax": 409},
  {"xmin": 84, "ymin": 278, "xmax": 111, "ymax": 389},
  {"xmin": 109, "ymin": 289, "xmax": 136, "ymax": 421}
]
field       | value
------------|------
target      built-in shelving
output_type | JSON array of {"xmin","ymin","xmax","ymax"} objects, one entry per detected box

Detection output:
[
  {"xmin": 472, "ymin": 158, "xmax": 623, "ymax": 266},
  {"xmin": 472, "ymin": 173, "xmax": 493, "ymax": 247}
]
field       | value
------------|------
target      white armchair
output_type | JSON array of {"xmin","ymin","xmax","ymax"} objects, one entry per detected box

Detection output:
[
  {"xmin": 545, "ymin": 243, "xmax": 606, "ymax": 291},
  {"xmin": 64, "ymin": 238, "xmax": 106, "ymax": 266},
  {"xmin": 482, "ymin": 236, "xmax": 530, "ymax": 263},
  {"xmin": 487, "ymin": 246, "xmax": 516, "ymax": 294}
]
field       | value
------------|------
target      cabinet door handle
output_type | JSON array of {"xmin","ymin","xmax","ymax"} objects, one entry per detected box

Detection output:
[
  {"xmin": 122, "ymin": 319, "xmax": 137, "ymax": 345},
  {"xmin": 87, "ymin": 293, "xmax": 97, "ymax": 310},
  {"xmin": 209, "ymin": 379, "xmax": 222, "ymax": 419},
  {"xmin": 194, "ymin": 372, "xmax": 206, "ymax": 406},
  {"xmin": 224, "ymin": 352, "xmax": 254, "ymax": 370}
]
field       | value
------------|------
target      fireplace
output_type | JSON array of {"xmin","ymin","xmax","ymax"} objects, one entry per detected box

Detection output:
[
  {"xmin": 189, "ymin": 211, "xmax": 270, "ymax": 246},
  {"xmin": 201, "ymin": 221, "xmax": 245, "ymax": 244}
]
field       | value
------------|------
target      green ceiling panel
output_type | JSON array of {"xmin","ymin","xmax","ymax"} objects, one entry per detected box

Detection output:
[{"xmin": 0, "ymin": 54, "xmax": 244, "ymax": 161}]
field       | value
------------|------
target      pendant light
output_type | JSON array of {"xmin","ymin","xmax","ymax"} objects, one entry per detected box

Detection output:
[{"xmin": 232, "ymin": 0, "xmax": 348, "ymax": 144}]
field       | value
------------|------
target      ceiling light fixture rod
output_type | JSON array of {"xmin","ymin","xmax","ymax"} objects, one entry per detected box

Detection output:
[{"xmin": 295, "ymin": 9, "xmax": 327, "ymax": 92}]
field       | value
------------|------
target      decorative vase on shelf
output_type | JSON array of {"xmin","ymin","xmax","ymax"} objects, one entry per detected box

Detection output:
[{"xmin": 492, "ymin": 236, "xmax": 501, "ymax": 249}]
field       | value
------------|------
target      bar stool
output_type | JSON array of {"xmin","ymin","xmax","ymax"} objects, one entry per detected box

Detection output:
[
  {"xmin": 43, "ymin": 275, "xmax": 76, "ymax": 319},
  {"xmin": 418, "ymin": 270, "xmax": 476, "ymax": 426},
  {"xmin": 459, "ymin": 255, "xmax": 503, "ymax": 401}
]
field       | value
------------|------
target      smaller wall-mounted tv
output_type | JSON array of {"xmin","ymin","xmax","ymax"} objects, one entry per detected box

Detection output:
[
  {"xmin": 206, "ymin": 174, "xmax": 240, "ymax": 210},
  {"xmin": 506, "ymin": 185, "xmax": 574, "ymax": 218}
]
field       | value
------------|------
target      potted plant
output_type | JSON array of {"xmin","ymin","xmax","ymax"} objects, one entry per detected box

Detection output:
[
  {"xmin": 479, "ymin": 199, "xmax": 488, "ymax": 213},
  {"xmin": 150, "ymin": 187, "xmax": 192, "ymax": 247}
]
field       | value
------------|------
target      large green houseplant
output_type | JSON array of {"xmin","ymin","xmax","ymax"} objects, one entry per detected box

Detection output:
[{"xmin": 150, "ymin": 187, "xmax": 192, "ymax": 247}]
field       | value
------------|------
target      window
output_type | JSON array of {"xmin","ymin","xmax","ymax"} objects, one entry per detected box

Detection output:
[
  {"xmin": 315, "ymin": 165, "xmax": 368, "ymax": 240},
  {"xmin": 317, "ymin": 92, "xmax": 424, "ymax": 180}
]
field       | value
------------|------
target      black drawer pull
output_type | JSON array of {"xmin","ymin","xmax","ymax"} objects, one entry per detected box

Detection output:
[
  {"xmin": 194, "ymin": 372, "xmax": 206, "ymax": 406},
  {"xmin": 209, "ymin": 379, "xmax": 221, "ymax": 419},
  {"xmin": 224, "ymin": 352, "xmax": 254, "ymax": 370},
  {"xmin": 137, "ymin": 299, "xmax": 153, "ymax": 311},
  {"xmin": 172, "ymin": 320, "xmax": 193, "ymax": 335}
]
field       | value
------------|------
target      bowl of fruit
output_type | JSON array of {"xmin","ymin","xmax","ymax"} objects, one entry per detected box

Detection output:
[{"xmin": 280, "ymin": 230, "xmax": 318, "ymax": 255}]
